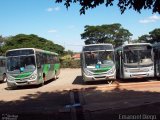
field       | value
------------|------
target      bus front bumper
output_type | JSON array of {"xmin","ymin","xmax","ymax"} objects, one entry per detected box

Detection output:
[
  {"xmin": 123, "ymin": 71, "xmax": 154, "ymax": 79},
  {"xmin": 7, "ymin": 79, "xmax": 39, "ymax": 87},
  {"xmin": 83, "ymin": 72, "xmax": 116, "ymax": 82}
]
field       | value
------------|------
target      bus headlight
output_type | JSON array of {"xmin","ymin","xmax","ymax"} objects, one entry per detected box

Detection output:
[
  {"xmin": 84, "ymin": 70, "xmax": 92, "ymax": 76},
  {"xmin": 30, "ymin": 74, "xmax": 37, "ymax": 80},
  {"xmin": 7, "ymin": 75, "xmax": 14, "ymax": 81},
  {"xmin": 107, "ymin": 67, "xmax": 115, "ymax": 74},
  {"xmin": 107, "ymin": 70, "xmax": 113, "ymax": 74}
]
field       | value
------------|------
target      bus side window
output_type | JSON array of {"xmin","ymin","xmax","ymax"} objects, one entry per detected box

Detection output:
[
  {"xmin": 36, "ymin": 54, "xmax": 41, "ymax": 68},
  {"xmin": 44, "ymin": 54, "xmax": 47, "ymax": 63},
  {"xmin": 53, "ymin": 55, "xmax": 56, "ymax": 64},
  {"xmin": 54, "ymin": 56, "xmax": 57, "ymax": 63},
  {"xmin": 50, "ymin": 55, "xmax": 54, "ymax": 64},
  {"xmin": 57, "ymin": 57, "xmax": 59, "ymax": 63}
]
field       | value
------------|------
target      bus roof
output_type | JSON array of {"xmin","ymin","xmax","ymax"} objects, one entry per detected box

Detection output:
[
  {"xmin": 83, "ymin": 43, "xmax": 113, "ymax": 47},
  {"xmin": 6, "ymin": 48, "xmax": 58, "ymax": 56},
  {"xmin": 115, "ymin": 43, "xmax": 152, "ymax": 51},
  {"xmin": 122, "ymin": 43, "xmax": 152, "ymax": 47},
  {"xmin": 82, "ymin": 44, "xmax": 114, "ymax": 52}
]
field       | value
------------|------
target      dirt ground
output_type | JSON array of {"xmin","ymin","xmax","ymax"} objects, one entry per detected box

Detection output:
[{"xmin": 0, "ymin": 68, "xmax": 160, "ymax": 120}]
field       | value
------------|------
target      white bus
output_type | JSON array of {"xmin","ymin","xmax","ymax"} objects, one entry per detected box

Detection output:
[
  {"xmin": 153, "ymin": 42, "xmax": 160, "ymax": 77},
  {"xmin": 115, "ymin": 43, "xmax": 154, "ymax": 79},
  {"xmin": 6, "ymin": 48, "xmax": 60, "ymax": 88},
  {"xmin": 81, "ymin": 44, "xmax": 116, "ymax": 84},
  {"xmin": 0, "ymin": 56, "xmax": 6, "ymax": 82}
]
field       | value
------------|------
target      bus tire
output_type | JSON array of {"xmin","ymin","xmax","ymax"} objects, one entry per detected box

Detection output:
[
  {"xmin": 40, "ymin": 73, "xmax": 45, "ymax": 86},
  {"xmin": 9, "ymin": 85, "xmax": 17, "ymax": 90},
  {"xmin": 43, "ymin": 73, "xmax": 46, "ymax": 80},
  {"xmin": 83, "ymin": 80, "xmax": 90, "ymax": 85},
  {"xmin": 83, "ymin": 81, "xmax": 88, "ymax": 85}
]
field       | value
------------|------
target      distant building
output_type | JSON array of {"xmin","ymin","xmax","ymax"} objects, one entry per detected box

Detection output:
[{"xmin": 72, "ymin": 53, "xmax": 80, "ymax": 60}]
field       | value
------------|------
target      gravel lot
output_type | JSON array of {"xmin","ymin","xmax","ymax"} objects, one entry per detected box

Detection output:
[{"xmin": 0, "ymin": 68, "xmax": 160, "ymax": 120}]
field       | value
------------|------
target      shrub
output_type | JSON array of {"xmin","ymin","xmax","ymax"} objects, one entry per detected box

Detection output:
[{"xmin": 60, "ymin": 59, "xmax": 80, "ymax": 68}]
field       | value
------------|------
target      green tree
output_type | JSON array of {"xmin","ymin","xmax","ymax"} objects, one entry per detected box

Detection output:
[
  {"xmin": 1, "ymin": 34, "xmax": 65, "ymax": 55},
  {"xmin": 149, "ymin": 28, "xmax": 160, "ymax": 43},
  {"xmin": 65, "ymin": 50, "xmax": 74, "ymax": 56},
  {"xmin": 138, "ymin": 34, "xmax": 151, "ymax": 43},
  {"xmin": 0, "ymin": 35, "xmax": 8, "ymax": 55},
  {"xmin": 81, "ymin": 23, "xmax": 132, "ymax": 47},
  {"xmin": 0, "ymin": 36, "xmax": 4, "ymax": 43},
  {"xmin": 55, "ymin": 0, "xmax": 160, "ymax": 14},
  {"xmin": 138, "ymin": 28, "xmax": 160, "ymax": 43}
]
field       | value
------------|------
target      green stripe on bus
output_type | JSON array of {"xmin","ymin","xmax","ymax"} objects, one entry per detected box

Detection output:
[
  {"xmin": 15, "ymin": 72, "xmax": 32, "ymax": 80},
  {"xmin": 42, "ymin": 64, "xmax": 50, "ymax": 75},
  {"xmin": 92, "ymin": 66, "xmax": 112, "ymax": 73},
  {"xmin": 54, "ymin": 63, "xmax": 60, "ymax": 72}
]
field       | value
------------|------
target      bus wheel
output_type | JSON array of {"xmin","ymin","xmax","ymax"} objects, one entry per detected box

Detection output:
[
  {"xmin": 43, "ymin": 73, "xmax": 46, "ymax": 80},
  {"xmin": 7, "ymin": 85, "xmax": 17, "ymax": 90},
  {"xmin": 3, "ymin": 73, "xmax": 7, "ymax": 82},
  {"xmin": 107, "ymin": 80, "xmax": 113, "ymax": 85},
  {"xmin": 83, "ymin": 81, "xmax": 89, "ymax": 85},
  {"xmin": 40, "ymin": 73, "xmax": 45, "ymax": 86}
]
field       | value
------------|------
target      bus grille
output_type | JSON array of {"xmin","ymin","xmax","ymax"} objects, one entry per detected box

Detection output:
[
  {"xmin": 129, "ymin": 69, "xmax": 149, "ymax": 73},
  {"xmin": 94, "ymin": 76, "xmax": 106, "ymax": 78}
]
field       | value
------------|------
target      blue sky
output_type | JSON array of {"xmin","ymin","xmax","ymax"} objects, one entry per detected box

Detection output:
[{"xmin": 0, "ymin": 0, "xmax": 160, "ymax": 52}]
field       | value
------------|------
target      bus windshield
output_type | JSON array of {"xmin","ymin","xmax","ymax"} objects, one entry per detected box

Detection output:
[
  {"xmin": 7, "ymin": 55, "xmax": 36, "ymax": 73},
  {"xmin": 123, "ymin": 45, "xmax": 153, "ymax": 67},
  {"xmin": 84, "ymin": 51, "xmax": 114, "ymax": 69}
]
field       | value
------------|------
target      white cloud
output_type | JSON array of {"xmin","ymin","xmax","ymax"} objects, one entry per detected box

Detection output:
[
  {"xmin": 54, "ymin": 7, "xmax": 60, "ymax": 11},
  {"xmin": 48, "ymin": 29, "xmax": 58, "ymax": 33},
  {"xmin": 139, "ymin": 19, "xmax": 155, "ymax": 24},
  {"xmin": 46, "ymin": 7, "xmax": 53, "ymax": 12},
  {"xmin": 149, "ymin": 14, "xmax": 160, "ymax": 20},
  {"xmin": 139, "ymin": 14, "xmax": 160, "ymax": 24},
  {"xmin": 46, "ymin": 7, "xmax": 60, "ymax": 12}
]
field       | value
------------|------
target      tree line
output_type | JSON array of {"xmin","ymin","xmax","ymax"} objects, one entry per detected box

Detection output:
[
  {"xmin": 0, "ymin": 34, "xmax": 65, "ymax": 55},
  {"xmin": 81, "ymin": 23, "xmax": 160, "ymax": 46},
  {"xmin": 0, "ymin": 24, "xmax": 160, "ymax": 56}
]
